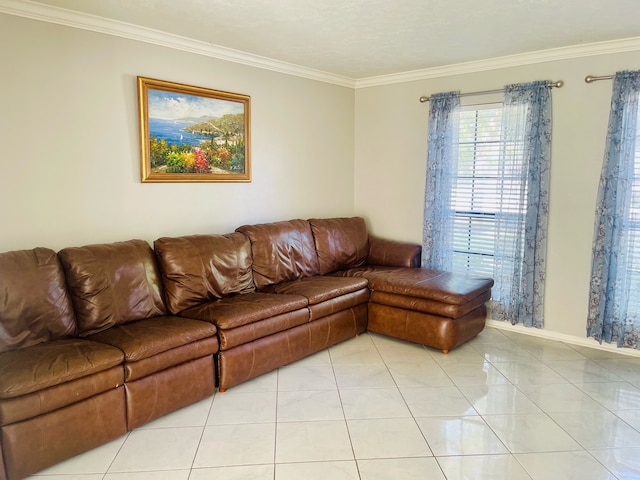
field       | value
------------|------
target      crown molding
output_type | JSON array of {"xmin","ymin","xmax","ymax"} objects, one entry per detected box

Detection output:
[
  {"xmin": 2, "ymin": 0, "xmax": 640, "ymax": 90},
  {"xmin": 355, "ymin": 36, "xmax": 640, "ymax": 88},
  {"xmin": 0, "ymin": 0, "xmax": 357, "ymax": 88}
]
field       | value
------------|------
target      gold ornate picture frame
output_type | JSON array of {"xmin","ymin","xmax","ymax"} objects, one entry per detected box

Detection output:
[{"xmin": 137, "ymin": 77, "xmax": 251, "ymax": 183}]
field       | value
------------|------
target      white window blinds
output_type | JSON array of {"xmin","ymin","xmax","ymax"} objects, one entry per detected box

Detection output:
[
  {"xmin": 452, "ymin": 103, "xmax": 532, "ymax": 278},
  {"xmin": 625, "ymin": 105, "xmax": 640, "ymax": 317}
]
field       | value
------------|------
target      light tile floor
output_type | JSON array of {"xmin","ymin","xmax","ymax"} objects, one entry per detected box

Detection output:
[{"xmin": 29, "ymin": 327, "xmax": 640, "ymax": 479}]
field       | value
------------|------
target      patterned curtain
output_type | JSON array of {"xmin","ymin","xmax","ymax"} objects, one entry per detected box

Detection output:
[
  {"xmin": 490, "ymin": 81, "xmax": 552, "ymax": 328},
  {"xmin": 422, "ymin": 92, "xmax": 460, "ymax": 270},
  {"xmin": 588, "ymin": 70, "xmax": 640, "ymax": 348}
]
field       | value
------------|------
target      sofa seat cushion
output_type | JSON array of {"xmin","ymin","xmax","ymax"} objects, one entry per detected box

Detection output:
[
  {"xmin": 180, "ymin": 293, "xmax": 308, "ymax": 330},
  {"xmin": 0, "ymin": 339, "xmax": 124, "ymax": 400},
  {"xmin": 88, "ymin": 317, "xmax": 218, "ymax": 381},
  {"xmin": 263, "ymin": 276, "xmax": 369, "ymax": 305},
  {"xmin": 308, "ymin": 288, "xmax": 371, "ymax": 321},
  {"xmin": 335, "ymin": 267, "xmax": 493, "ymax": 307},
  {"xmin": 0, "ymin": 366, "xmax": 123, "ymax": 425},
  {"xmin": 217, "ymin": 309, "xmax": 310, "ymax": 350}
]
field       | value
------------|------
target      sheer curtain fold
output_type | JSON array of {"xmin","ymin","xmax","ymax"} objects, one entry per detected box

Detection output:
[
  {"xmin": 588, "ymin": 70, "xmax": 640, "ymax": 348},
  {"xmin": 422, "ymin": 82, "xmax": 551, "ymax": 328},
  {"xmin": 491, "ymin": 81, "xmax": 551, "ymax": 328},
  {"xmin": 422, "ymin": 92, "xmax": 460, "ymax": 270}
]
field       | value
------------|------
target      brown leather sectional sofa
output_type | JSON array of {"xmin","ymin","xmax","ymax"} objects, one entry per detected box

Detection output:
[{"xmin": 0, "ymin": 216, "xmax": 493, "ymax": 480}]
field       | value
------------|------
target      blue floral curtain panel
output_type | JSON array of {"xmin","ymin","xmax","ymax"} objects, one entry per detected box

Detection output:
[
  {"xmin": 588, "ymin": 70, "xmax": 640, "ymax": 349},
  {"xmin": 422, "ymin": 92, "xmax": 460, "ymax": 270},
  {"xmin": 490, "ymin": 81, "xmax": 552, "ymax": 328}
]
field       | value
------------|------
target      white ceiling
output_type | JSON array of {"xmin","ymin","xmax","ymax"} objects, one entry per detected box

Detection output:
[{"xmin": 16, "ymin": 0, "xmax": 640, "ymax": 79}]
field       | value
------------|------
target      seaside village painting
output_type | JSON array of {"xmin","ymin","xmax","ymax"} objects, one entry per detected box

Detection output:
[{"xmin": 147, "ymin": 88, "xmax": 246, "ymax": 175}]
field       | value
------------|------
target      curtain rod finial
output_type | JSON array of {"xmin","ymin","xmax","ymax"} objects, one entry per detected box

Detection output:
[
  {"xmin": 553, "ymin": 80, "xmax": 564, "ymax": 88},
  {"xmin": 585, "ymin": 75, "xmax": 596, "ymax": 83},
  {"xmin": 419, "ymin": 96, "xmax": 429, "ymax": 103}
]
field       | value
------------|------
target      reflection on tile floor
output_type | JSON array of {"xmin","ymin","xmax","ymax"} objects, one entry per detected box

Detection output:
[{"xmin": 30, "ymin": 327, "xmax": 640, "ymax": 479}]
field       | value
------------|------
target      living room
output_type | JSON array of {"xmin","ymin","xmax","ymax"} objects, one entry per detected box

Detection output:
[
  {"xmin": 1, "ymin": 1, "xmax": 637, "ymax": 347},
  {"xmin": 1, "ymin": 1, "xmax": 640, "ymax": 478}
]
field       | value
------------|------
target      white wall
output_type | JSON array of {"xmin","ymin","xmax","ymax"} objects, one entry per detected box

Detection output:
[
  {"xmin": 0, "ymin": 14, "xmax": 355, "ymax": 252},
  {"xmin": 354, "ymin": 50, "xmax": 640, "ymax": 340}
]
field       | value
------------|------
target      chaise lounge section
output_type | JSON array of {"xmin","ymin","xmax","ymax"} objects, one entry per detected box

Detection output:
[{"xmin": 308, "ymin": 217, "xmax": 492, "ymax": 353}]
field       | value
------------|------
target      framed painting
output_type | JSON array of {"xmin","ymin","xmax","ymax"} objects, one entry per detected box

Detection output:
[{"xmin": 137, "ymin": 77, "xmax": 251, "ymax": 182}]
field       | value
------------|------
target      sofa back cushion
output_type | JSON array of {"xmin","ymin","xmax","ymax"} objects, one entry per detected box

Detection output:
[
  {"xmin": 58, "ymin": 240, "xmax": 167, "ymax": 336},
  {"xmin": 0, "ymin": 248, "xmax": 77, "ymax": 353},
  {"xmin": 154, "ymin": 233, "xmax": 255, "ymax": 314},
  {"xmin": 309, "ymin": 217, "xmax": 369, "ymax": 275},
  {"xmin": 236, "ymin": 219, "xmax": 320, "ymax": 289}
]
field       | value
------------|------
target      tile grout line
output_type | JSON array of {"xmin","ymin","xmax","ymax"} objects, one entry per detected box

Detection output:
[
  {"xmin": 488, "ymin": 335, "xmax": 627, "ymax": 478},
  {"xmin": 329, "ymin": 339, "xmax": 364, "ymax": 479}
]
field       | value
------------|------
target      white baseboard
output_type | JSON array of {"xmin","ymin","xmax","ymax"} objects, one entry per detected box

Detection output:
[{"xmin": 486, "ymin": 319, "xmax": 640, "ymax": 359}]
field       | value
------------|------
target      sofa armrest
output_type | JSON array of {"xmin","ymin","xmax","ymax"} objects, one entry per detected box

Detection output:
[{"xmin": 367, "ymin": 235, "xmax": 422, "ymax": 268}]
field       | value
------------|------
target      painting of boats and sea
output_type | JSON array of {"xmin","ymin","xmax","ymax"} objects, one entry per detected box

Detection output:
[{"xmin": 138, "ymin": 77, "xmax": 251, "ymax": 182}]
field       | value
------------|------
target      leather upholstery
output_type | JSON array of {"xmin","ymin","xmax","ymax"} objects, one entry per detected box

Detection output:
[
  {"xmin": 308, "ymin": 217, "xmax": 368, "ymax": 275},
  {"xmin": 121, "ymin": 339, "xmax": 218, "ymax": 382},
  {"xmin": 217, "ymin": 309, "xmax": 310, "ymax": 350},
  {"xmin": 1, "ymin": 387, "xmax": 126, "ymax": 480},
  {"xmin": 154, "ymin": 233, "xmax": 255, "ymax": 314},
  {"xmin": 236, "ymin": 219, "xmax": 320, "ymax": 289},
  {"xmin": 87, "ymin": 316, "xmax": 218, "ymax": 381},
  {"xmin": 368, "ymin": 235, "xmax": 422, "ymax": 268},
  {"xmin": 0, "ymin": 247, "xmax": 129, "ymax": 480},
  {"xmin": 370, "ymin": 290, "xmax": 491, "ymax": 318},
  {"xmin": 0, "ymin": 442, "xmax": 5, "ymax": 480},
  {"xmin": 308, "ymin": 289, "xmax": 370, "ymax": 321},
  {"xmin": 125, "ymin": 356, "xmax": 214, "ymax": 430},
  {"xmin": 309, "ymin": 304, "xmax": 369, "ymax": 349},
  {"xmin": 180, "ymin": 292, "xmax": 308, "ymax": 330},
  {"xmin": 0, "ymin": 216, "xmax": 494, "ymax": 477},
  {"xmin": 335, "ymin": 266, "xmax": 494, "ymax": 305},
  {"xmin": 58, "ymin": 241, "xmax": 219, "ymax": 433},
  {"xmin": 335, "ymin": 259, "xmax": 493, "ymax": 353},
  {"xmin": 0, "ymin": 248, "xmax": 76, "ymax": 354},
  {"xmin": 368, "ymin": 303, "xmax": 487, "ymax": 352},
  {"xmin": 180, "ymin": 292, "xmax": 309, "ymax": 349},
  {"xmin": 0, "ymin": 366, "xmax": 122, "ymax": 425},
  {"xmin": 263, "ymin": 276, "xmax": 368, "ymax": 304},
  {"xmin": 88, "ymin": 316, "xmax": 216, "ymax": 363},
  {"xmin": 0, "ymin": 339, "xmax": 123, "ymax": 400},
  {"xmin": 58, "ymin": 240, "xmax": 166, "ymax": 336},
  {"xmin": 218, "ymin": 304, "xmax": 368, "ymax": 390}
]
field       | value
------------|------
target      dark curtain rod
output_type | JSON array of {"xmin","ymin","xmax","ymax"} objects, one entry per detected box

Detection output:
[{"xmin": 419, "ymin": 80, "xmax": 564, "ymax": 103}]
